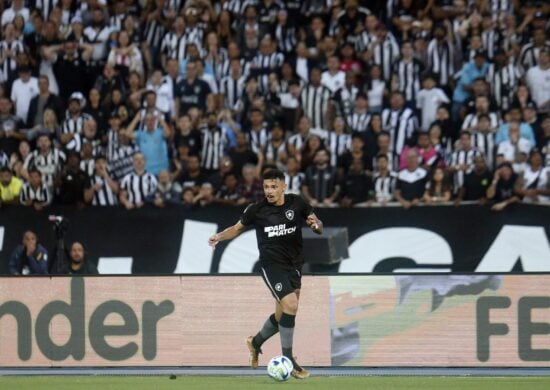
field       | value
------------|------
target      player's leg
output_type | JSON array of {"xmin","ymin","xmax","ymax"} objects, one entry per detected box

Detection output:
[{"xmin": 246, "ymin": 266, "xmax": 286, "ymax": 368}]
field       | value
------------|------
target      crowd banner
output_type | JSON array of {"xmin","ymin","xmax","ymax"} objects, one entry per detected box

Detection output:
[
  {"xmin": 0, "ymin": 204, "xmax": 549, "ymax": 274},
  {"xmin": 0, "ymin": 275, "xmax": 549, "ymax": 367}
]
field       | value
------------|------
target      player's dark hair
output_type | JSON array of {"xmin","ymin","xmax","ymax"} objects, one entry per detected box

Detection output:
[{"xmin": 262, "ymin": 168, "xmax": 285, "ymax": 181}]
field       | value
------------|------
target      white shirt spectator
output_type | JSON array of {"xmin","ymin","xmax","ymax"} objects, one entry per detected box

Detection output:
[
  {"xmin": 10, "ymin": 76, "xmax": 39, "ymax": 122},
  {"xmin": 496, "ymin": 138, "xmax": 532, "ymax": 162},
  {"xmin": 321, "ymin": 70, "xmax": 345, "ymax": 93},
  {"xmin": 526, "ymin": 65, "xmax": 550, "ymax": 110},
  {"xmin": 1, "ymin": 2, "xmax": 30, "ymax": 26},
  {"xmin": 416, "ymin": 87, "xmax": 450, "ymax": 131}
]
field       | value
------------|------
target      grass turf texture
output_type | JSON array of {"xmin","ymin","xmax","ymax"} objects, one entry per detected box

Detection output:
[{"xmin": 1, "ymin": 376, "xmax": 550, "ymax": 389}]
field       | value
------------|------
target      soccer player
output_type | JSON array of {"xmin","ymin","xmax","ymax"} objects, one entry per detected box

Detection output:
[{"xmin": 208, "ymin": 168, "xmax": 323, "ymax": 379}]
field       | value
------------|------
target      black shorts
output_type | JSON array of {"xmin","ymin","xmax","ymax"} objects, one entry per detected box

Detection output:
[{"xmin": 260, "ymin": 264, "xmax": 302, "ymax": 301}]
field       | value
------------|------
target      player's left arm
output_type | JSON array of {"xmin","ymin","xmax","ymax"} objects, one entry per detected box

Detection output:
[{"xmin": 306, "ymin": 213, "xmax": 323, "ymax": 235}]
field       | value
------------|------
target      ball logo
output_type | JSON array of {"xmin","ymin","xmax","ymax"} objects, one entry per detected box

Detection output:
[
  {"xmin": 285, "ymin": 210, "xmax": 294, "ymax": 221},
  {"xmin": 275, "ymin": 283, "xmax": 282, "ymax": 291}
]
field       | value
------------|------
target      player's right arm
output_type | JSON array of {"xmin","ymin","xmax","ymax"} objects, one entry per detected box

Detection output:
[{"xmin": 208, "ymin": 221, "xmax": 246, "ymax": 248}]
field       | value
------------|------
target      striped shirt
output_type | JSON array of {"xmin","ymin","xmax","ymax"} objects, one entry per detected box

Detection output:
[
  {"xmin": 108, "ymin": 143, "xmax": 138, "ymax": 182},
  {"xmin": 462, "ymin": 112, "xmax": 500, "ymax": 131},
  {"xmin": 251, "ymin": 52, "xmax": 285, "ymax": 93},
  {"xmin": 160, "ymin": 32, "xmax": 189, "ymax": 61},
  {"xmin": 326, "ymin": 132, "xmax": 351, "ymax": 167},
  {"xmin": 471, "ymin": 131, "xmax": 496, "ymax": 169},
  {"xmin": 220, "ymin": 75, "xmax": 246, "ymax": 110},
  {"xmin": 20, "ymin": 182, "xmax": 51, "ymax": 206},
  {"xmin": 61, "ymin": 113, "xmax": 93, "ymax": 135},
  {"xmin": 23, "ymin": 149, "xmax": 66, "ymax": 189},
  {"xmin": 89, "ymin": 173, "xmax": 118, "ymax": 206},
  {"xmin": 373, "ymin": 34, "xmax": 400, "ymax": 82},
  {"xmin": 36, "ymin": 0, "xmax": 60, "ymax": 21},
  {"xmin": 381, "ymin": 108, "xmax": 417, "ymax": 155},
  {"xmin": 80, "ymin": 159, "xmax": 95, "ymax": 177},
  {"xmin": 355, "ymin": 30, "xmax": 376, "ymax": 54},
  {"xmin": 519, "ymin": 42, "xmax": 550, "ymax": 72},
  {"xmin": 333, "ymin": 85, "xmax": 359, "ymax": 118},
  {"xmin": 393, "ymin": 58, "xmax": 423, "ymax": 102},
  {"xmin": 217, "ymin": 58, "xmax": 250, "ymax": 81},
  {"xmin": 275, "ymin": 24, "xmax": 297, "ymax": 54},
  {"xmin": 346, "ymin": 111, "xmax": 371, "ymax": 133},
  {"xmin": 120, "ymin": 171, "xmax": 158, "ymax": 205},
  {"xmin": 450, "ymin": 148, "xmax": 482, "ymax": 191},
  {"xmin": 284, "ymin": 172, "xmax": 305, "ymax": 195},
  {"xmin": 248, "ymin": 126, "xmax": 269, "ymax": 154},
  {"xmin": 427, "ymin": 39, "xmax": 455, "ymax": 87},
  {"xmin": 486, "ymin": 63, "xmax": 521, "ymax": 112},
  {"xmin": 263, "ymin": 139, "xmax": 288, "ymax": 167},
  {"xmin": 200, "ymin": 126, "xmax": 228, "ymax": 171},
  {"xmin": 373, "ymin": 171, "xmax": 397, "ymax": 202},
  {"xmin": 0, "ymin": 40, "xmax": 25, "ymax": 83},
  {"xmin": 300, "ymin": 84, "xmax": 332, "ymax": 130},
  {"xmin": 66, "ymin": 134, "xmax": 103, "ymax": 156}
]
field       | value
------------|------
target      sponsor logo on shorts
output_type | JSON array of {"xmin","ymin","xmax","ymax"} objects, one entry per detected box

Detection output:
[
  {"xmin": 285, "ymin": 210, "xmax": 294, "ymax": 221},
  {"xmin": 275, "ymin": 283, "xmax": 282, "ymax": 291}
]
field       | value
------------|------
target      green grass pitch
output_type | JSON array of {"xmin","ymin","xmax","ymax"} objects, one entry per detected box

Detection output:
[{"xmin": 1, "ymin": 376, "xmax": 550, "ymax": 389}]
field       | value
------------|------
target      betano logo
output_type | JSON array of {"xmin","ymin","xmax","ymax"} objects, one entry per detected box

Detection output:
[
  {"xmin": 0, "ymin": 277, "xmax": 174, "ymax": 361},
  {"xmin": 264, "ymin": 224, "xmax": 297, "ymax": 238}
]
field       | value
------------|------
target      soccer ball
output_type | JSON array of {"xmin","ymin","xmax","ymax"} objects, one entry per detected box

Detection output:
[{"xmin": 267, "ymin": 355, "xmax": 294, "ymax": 381}]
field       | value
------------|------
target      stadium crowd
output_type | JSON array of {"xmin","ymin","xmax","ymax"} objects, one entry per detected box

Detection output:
[{"xmin": 0, "ymin": 0, "xmax": 549, "ymax": 213}]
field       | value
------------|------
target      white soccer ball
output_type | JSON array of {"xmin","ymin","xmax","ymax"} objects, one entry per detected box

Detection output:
[{"xmin": 267, "ymin": 355, "xmax": 294, "ymax": 381}]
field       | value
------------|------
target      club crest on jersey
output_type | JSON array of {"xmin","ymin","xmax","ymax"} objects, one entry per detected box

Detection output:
[
  {"xmin": 285, "ymin": 210, "xmax": 294, "ymax": 221},
  {"xmin": 275, "ymin": 283, "xmax": 282, "ymax": 291}
]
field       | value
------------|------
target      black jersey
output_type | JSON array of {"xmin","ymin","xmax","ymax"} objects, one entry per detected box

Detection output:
[{"xmin": 240, "ymin": 194, "xmax": 313, "ymax": 268}]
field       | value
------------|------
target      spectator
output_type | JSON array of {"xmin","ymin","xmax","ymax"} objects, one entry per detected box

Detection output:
[
  {"xmin": 9, "ymin": 230, "xmax": 48, "ymax": 275},
  {"xmin": 58, "ymin": 242, "xmax": 98, "ymax": 275},
  {"xmin": 175, "ymin": 59, "xmax": 213, "ymax": 117},
  {"xmin": 26, "ymin": 75, "xmax": 63, "ymax": 128},
  {"xmin": 453, "ymin": 51, "xmax": 489, "ymax": 119},
  {"xmin": 373, "ymin": 154, "xmax": 397, "ymax": 205},
  {"xmin": 0, "ymin": 165, "xmax": 21, "ymax": 206},
  {"xmin": 193, "ymin": 181, "xmax": 216, "ymax": 207},
  {"xmin": 338, "ymin": 133, "xmax": 371, "ymax": 179},
  {"xmin": 322, "ymin": 55, "xmax": 345, "ymax": 93},
  {"xmin": 66, "ymin": 117, "xmax": 102, "ymax": 156},
  {"xmin": 449, "ymin": 131, "xmax": 483, "ymax": 194},
  {"xmin": 515, "ymin": 150, "xmax": 550, "ymax": 204},
  {"xmin": 326, "ymin": 116, "xmax": 351, "ymax": 168},
  {"xmin": 526, "ymin": 49, "xmax": 550, "ymax": 114},
  {"xmin": 199, "ymin": 111, "xmax": 228, "ymax": 174},
  {"xmin": 46, "ymin": 37, "xmax": 93, "ymax": 103},
  {"xmin": 56, "ymin": 152, "xmax": 91, "ymax": 207},
  {"xmin": 496, "ymin": 120, "xmax": 532, "ymax": 165},
  {"xmin": 119, "ymin": 152, "xmax": 158, "ymax": 210},
  {"xmin": 151, "ymin": 169, "xmax": 182, "ymax": 208},
  {"xmin": 393, "ymin": 40, "xmax": 424, "ymax": 105},
  {"xmin": 59, "ymin": 92, "xmax": 93, "ymax": 145},
  {"xmin": 10, "ymin": 66, "xmax": 38, "ymax": 123},
  {"xmin": 0, "ymin": 22, "xmax": 25, "ymax": 85},
  {"xmin": 423, "ymin": 167, "xmax": 452, "ymax": 204},
  {"xmin": 236, "ymin": 163, "xmax": 263, "ymax": 205},
  {"xmin": 340, "ymin": 158, "xmax": 373, "ymax": 207},
  {"xmin": 382, "ymin": 91, "xmax": 417, "ymax": 157},
  {"xmin": 364, "ymin": 64, "xmax": 388, "ymax": 114},
  {"xmin": 300, "ymin": 134, "xmax": 325, "ymax": 173},
  {"xmin": 302, "ymin": 149, "xmax": 340, "ymax": 207},
  {"xmin": 416, "ymin": 73, "xmax": 449, "ymax": 132},
  {"xmin": 455, "ymin": 154, "xmax": 493, "ymax": 206},
  {"xmin": 87, "ymin": 155, "xmax": 119, "ymax": 206},
  {"xmin": 176, "ymin": 153, "xmax": 207, "ymax": 193},
  {"xmin": 300, "ymin": 67, "xmax": 333, "ymax": 130},
  {"xmin": 284, "ymin": 156, "xmax": 305, "ymax": 195},
  {"xmin": 19, "ymin": 168, "xmax": 51, "ymax": 210},
  {"xmin": 21, "ymin": 133, "xmax": 66, "ymax": 190},
  {"xmin": 126, "ymin": 112, "xmax": 170, "ymax": 176},
  {"xmin": 107, "ymin": 30, "xmax": 144, "ymax": 78},
  {"xmin": 261, "ymin": 122, "xmax": 288, "ymax": 170},
  {"xmin": 394, "ymin": 148, "xmax": 427, "ymax": 209},
  {"xmin": 487, "ymin": 162, "xmax": 520, "ymax": 211},
  {"xmin": 229, "ymin": 132, "xmax": 259, "ymax": 179},
  {"xmin": 215, "ymin": 172, "xmax": 240, "ymax": 205},
  {"xmin": 1, "ymin": 0, "xmax": 29, "ymax": 27},
  {"xmin": 0, "ymin": 96, "xmax": 24, "ymax": 157},
  {"xmin": 346, "ymin": 92, "xmax": 370, "ymax": 133}
]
